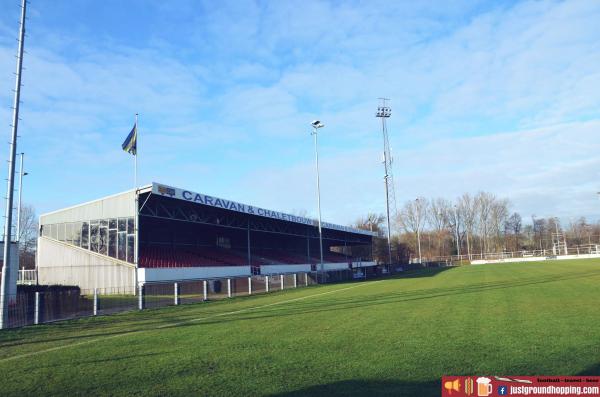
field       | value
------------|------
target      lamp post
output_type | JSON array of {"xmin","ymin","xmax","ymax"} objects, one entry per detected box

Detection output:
[
  {"xmin": 453, "ymin": 205, "xmax": 460, "ymax": 259},
  {"xmin": 16, "ymin": 153, "xmax": 28, "ymax": 242},
  {"xmin": 416, "ymin": 198, "xmax": 422, "ymax": 264},
  {"xmin": 311, "ymin": 120, "xmax": 325, "ymax": 282}
]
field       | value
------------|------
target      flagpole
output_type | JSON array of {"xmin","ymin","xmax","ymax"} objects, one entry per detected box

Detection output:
[
  {"xmin": 134, "ymin": 113, "xmax": 138, "ymax": 190},
  {"xmin": 134, "ymin": 113, "xmax": 139, "ymax": 294}
]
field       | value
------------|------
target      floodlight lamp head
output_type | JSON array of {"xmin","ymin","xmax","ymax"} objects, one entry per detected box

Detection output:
[
  {"xmin": 311, "ymin": 120, "xmax": 324, "ymax": 128},
  {"xmin": 375, "ymin": 106, "xmax": 391, "ymax": 118}
]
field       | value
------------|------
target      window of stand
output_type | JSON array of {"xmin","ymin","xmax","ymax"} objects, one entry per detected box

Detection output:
[{"xmin": 43, "ymin": 217, "xmax": 136, "ymax": 264}]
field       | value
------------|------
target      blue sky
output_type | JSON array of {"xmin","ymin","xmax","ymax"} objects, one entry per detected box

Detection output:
[{"xmin": 0, "ymin": 0, "xmax": 599, "ymax": 227}]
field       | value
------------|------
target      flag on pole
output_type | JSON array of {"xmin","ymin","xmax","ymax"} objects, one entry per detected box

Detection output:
[{"xmin": 121, "ymin": 123, "xmax": 137, "ymax": 155}]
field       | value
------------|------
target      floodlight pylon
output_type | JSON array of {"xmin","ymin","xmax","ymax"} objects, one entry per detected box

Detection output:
[{"xmin": 375, "ymin": 98, "xmax": 398, "ymax": 265}]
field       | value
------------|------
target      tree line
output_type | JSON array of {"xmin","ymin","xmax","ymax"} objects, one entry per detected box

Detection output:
[{"xmin": 355, "ymin": 192, "xmax": 600, "ymax": 263}]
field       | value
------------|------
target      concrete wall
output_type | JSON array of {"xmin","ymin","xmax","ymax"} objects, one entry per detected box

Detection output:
[
  {"xmin": 261, "ymin": 261, "xmax": 376, "ymax": 274},
  {"xmin": 471, "ymin": 253, "xmax": 600, "ymax": 265},
  {"xmin": 37, "ymin": 237, "xmax": 136, "ymax": 292},
  {"xmin": 261, "ymin": 264, "xmax": 311, "ymax": 274},
  {"xmin": 138, "ymin": 266, "xmax": 251, "ymax": 283},
  {"xmin": 40, "ymin": 190, "xmax": 135, "ymax": 225}
]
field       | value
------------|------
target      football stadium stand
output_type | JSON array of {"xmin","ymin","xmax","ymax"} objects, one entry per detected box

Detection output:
[{"xmin": 37, "ymin": 183, "xmax": 376, "ymax": 292}]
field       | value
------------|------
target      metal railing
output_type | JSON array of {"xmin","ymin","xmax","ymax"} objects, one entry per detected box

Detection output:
[
  {"xmin": 420, "ymin": 243, "xmax": 600, "ymax": 264},
  {"xmin": 17, "ymin": 269, "xmax": 37, "ymax": 285},
  {"xmin": 1, "ymin": 266, "xmax": 406, "ymax": 330}
]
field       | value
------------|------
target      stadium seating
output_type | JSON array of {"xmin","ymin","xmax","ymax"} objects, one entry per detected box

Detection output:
[
  {"xmin": 139, "ymin": 245, "xmax": 354, "ymax": 268},
  {"xmin": 250, "ymin": 248, "xmax": 309, "ymax": 265},
  {"xmin": 139, "ymin": 245, "xmax": 265, "ymax": 268}
]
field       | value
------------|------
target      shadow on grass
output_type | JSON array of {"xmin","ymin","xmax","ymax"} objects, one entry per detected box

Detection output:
[
  {"xmin": 0, "ymin": 268, "xmax": 454, "ymax": 348},
  {"xmin": 393, "ymin": 266, "xmax": 455, "ymax": 279},
  {"xmin": 155, "ymin": 267, "xmax": 600, "ymax": 329},
  {"xmin": 267, "ymin": 379, "xmax": 439, "ymax": 397},
  {"xmin": 32, "ymin": 351, "xmax": 163, "ymax": 371},
  {"xmin": 3, "ymin": 267, "xmax": 600, "ymax": 350},
  {"xmin": 577, "ymin": 363, "xmax": 600, "ymax": 376}
]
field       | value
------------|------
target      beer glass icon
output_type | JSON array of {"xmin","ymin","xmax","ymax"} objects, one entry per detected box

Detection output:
[{"xmin": 476, "ymin": 377, "xmax": 492, "ymax": 396}]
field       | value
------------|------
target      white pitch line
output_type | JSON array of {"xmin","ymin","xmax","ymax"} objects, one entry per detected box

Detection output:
[
  {"xmin": 157, "ymin": 280, "xmax": 379, "ymax": 329},
  {"xmin": 0, "ymin": 280, "xmax": 380, "ymax": 364}
]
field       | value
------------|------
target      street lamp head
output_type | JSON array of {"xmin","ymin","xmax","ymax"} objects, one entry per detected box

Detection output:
[{"xmin": 311, "ymin": 120, "xmax": 324, "ymax": 129}]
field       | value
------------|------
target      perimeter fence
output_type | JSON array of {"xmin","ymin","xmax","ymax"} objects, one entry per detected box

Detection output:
[{"xmin": 1, "ymin": 264, "xmax": 431, "ymax": 329}]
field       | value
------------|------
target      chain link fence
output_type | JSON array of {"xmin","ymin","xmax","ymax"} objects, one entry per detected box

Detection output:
[{"xmin": 2, "ymin": 265, "xmax": 423, "ymax": 329}]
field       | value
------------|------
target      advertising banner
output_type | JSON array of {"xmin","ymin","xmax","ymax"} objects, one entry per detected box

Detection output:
[
  {"xmin": 152, "ymin": 182, "xmax": 375, "ymax": 236},
  {"xmin": 441, "ymin": 376, "xmax": 600, "ymax": 397}
]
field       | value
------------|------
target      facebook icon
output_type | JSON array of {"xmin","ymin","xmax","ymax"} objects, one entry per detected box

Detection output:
[{"xmin": 498, "ymin": 385, "xmax": 508, "ymax": 395}]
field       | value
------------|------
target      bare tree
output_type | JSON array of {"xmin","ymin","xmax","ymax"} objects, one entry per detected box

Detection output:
[
  {"xmin": 475, "ymin": 192, "xmax": 495, "ymax": 254},
  {"xmin": 568, "ymin": 217, "xmax": 587, "ymax": 246},
  {"xmin": 428, "ymin": 198, "xmax": 451, "ymax": 256},
  {"xmin": 18, "ymin": 204, "xmax": 37, "ymax": 269},
  {"xmin": 458, "ymin": 193, "xmax": 477, "ymax": 259},
  {"xmin": 356, "ymin": 213, "xmax": 385, "ymax": 236},
  {"xmin": 504, "ymin": 212, "xmax": 522, "ymax": 251},
  {"xmin": 398, "ymin": 197, "xmax": 428, "ymax": 262},
  {"xmin": 522, "ymin": 224, "xmax": 534, "ymax": 249},
  {"xmin": 355, "ymin": 213, "xmax": 390, "ymax": 263},
  {"xmin": 532, "ymin": 217, "xmax": 546, "ymax": 250},
  {"xmin": 446, "ymin": 204, "xmax": 464, "ymax": 256},
  {"xmin": 490, "ymin": 199, "xmax": 509, "ymax": 252}
]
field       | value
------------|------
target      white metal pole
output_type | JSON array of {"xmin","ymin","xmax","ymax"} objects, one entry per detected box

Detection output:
[
  {"xmin": 34, "ymin": 291, "xmax": 40, "ymax": 325},
  {"xmin": 454, "ymin": 206, "xmax": 461, "ymax": 258},
  {"xmin": 313, "ymin": 128, "xmax": 324, "ymax": 282},
  {"xmin": 138, "ymin": 284, "xmax": 144, "ymax": 310},
  {"xmin": 416, "ymin": 199, "xmax": 422, "ymax": 264},
  {"xmin": 134, "ymin": 113, "xmax": 138, "ymax": 192},
  {"xmin": 381, "ymin": 117, "xmax": 393, "ymax": 265},
  {"xmin": 1, "ymin": 0, "xmax": 27, "ymax": 329},
  {"xmin": 16, "ymin": 153, "xmax": 24, "ymax": 241},
  {"xmin": 93, "ymin": 288, "xmax": 98, "ymax": 316},
  {"xmin": 174, "ymin": 282, "xmax": 179, "ymax": 305},
  {"xmin": 248, "ymin": 276, "xmax": 252, "ymax": 295},
  {"xmin": 133, "ymin": 114, "xmax": 139, "ymax": 294}
]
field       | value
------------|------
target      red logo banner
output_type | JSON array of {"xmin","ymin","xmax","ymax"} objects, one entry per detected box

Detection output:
[{"xmin": 441, "ymin": 376, "xmax": 600, "ymax": 397}]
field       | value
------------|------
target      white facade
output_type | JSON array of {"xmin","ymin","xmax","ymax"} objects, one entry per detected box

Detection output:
[
  {"xmin": 37, "ymin": 237, "xmax": 136, "ymax": 293},
  {"xmin": 471, "ymin": 253, "xmax": 600, "ymax": 265},
  {"xmin": 138, "ymin": 266, "xmax": 251, "ymax": 283},
  {"xmin": 38, "ymin": 189, "xmax": 137, "ymax": 292},
  {"xmin": 40, "ymin": 190, "xmax": 135, "ymax": 225}
]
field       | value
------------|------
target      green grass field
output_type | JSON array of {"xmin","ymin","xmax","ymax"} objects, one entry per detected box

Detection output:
[{"xmin": 1, "ymin": 259, "xmax": 600, "ymax": 396}]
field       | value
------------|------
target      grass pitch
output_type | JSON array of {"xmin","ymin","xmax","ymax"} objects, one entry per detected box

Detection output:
[{"xmin": 1, "ymin": 259, "xmax": 600, "ymax": 396}]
